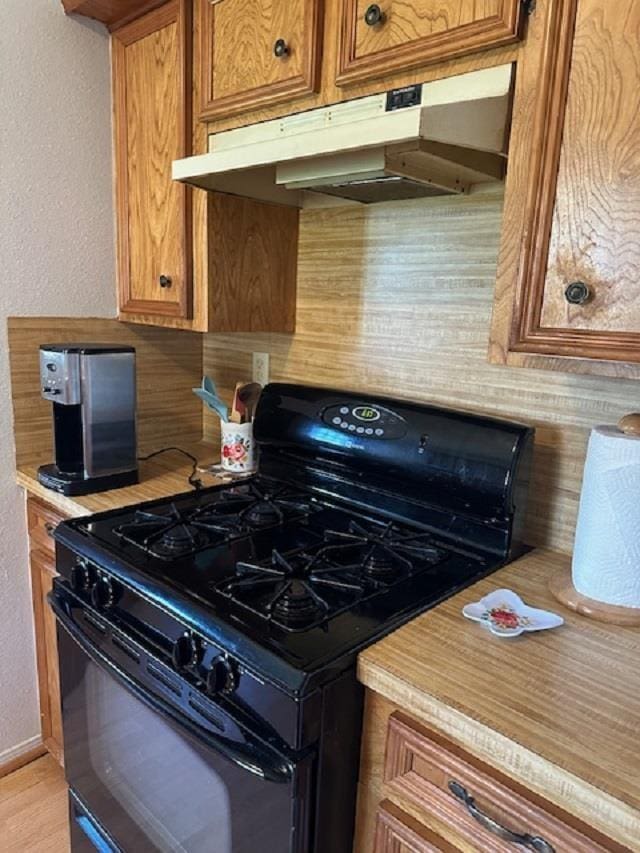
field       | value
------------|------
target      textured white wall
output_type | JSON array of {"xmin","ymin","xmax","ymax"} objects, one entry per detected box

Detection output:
[{"xmin": 0, "ymin": 0, "xmax": 116, "ymax": 761}]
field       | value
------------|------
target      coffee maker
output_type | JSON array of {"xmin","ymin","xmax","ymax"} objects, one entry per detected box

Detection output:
[{"xmin": 38, "ymin": 344, "xmax": 138, "ymax": 495}]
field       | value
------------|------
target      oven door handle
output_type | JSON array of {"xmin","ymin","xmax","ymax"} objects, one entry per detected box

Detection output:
[{"xmin": 50, "ymin": 592, "xmax": 295, "ymax": 785}]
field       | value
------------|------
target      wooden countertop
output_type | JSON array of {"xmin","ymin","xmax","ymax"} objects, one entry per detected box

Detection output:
[
  {"xmin": 16, "ymin": 442, "xmax": 224, "ymax": 517},
  {"xmin": 358, "ymin": 550, "xmax": 640, "ymax": 850}
]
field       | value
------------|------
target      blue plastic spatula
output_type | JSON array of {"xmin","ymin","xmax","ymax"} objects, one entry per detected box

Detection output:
[{"xmin": 192, "ymin": 377, "xmax": 229, "ymax": 422}]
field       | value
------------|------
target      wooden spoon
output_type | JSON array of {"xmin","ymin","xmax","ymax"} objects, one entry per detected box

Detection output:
[{"xmin": 238, "ymin": 382, "xmax": 262, "ymax": 421}]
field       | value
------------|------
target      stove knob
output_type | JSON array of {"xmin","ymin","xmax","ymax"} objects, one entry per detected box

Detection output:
[
  {"xmin": 70, "ymin": 559, "xmax": 92, "ymax": 593},
  {"xmin": 206, "ymin": 657, "xmax": 238, "ymax": 697},
  {"xmin": 91, "ymin": 575, "xmax": 115, "ymax": 610},
  {"xmin": 172, "ymin": 632, "xmax": 203, "ymax": 671}
]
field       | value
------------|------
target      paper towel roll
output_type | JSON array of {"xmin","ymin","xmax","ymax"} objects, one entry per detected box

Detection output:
[{"xmin": 572, "ymin": 425, "xmax": 640, "ymax": 607}]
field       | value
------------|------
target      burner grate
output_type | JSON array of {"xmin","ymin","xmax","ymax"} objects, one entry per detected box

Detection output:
[
  {"xmin": 219, "ymin": 550, "xmax": 345, "ymax": 632},
  {"xmin": 313, "ymin": 520, "xmax": 447, "ymax": 583},
  {"xmin": 237, "ymin": 484, "xmax": 320, "ymax": 528},
  {"xmin": 114, "ymin": 504, "xmax": 222, "ymax": 560},
  {"xmin": 216, "ymin": 519, "xmax": 450, "ymax": 632},
  {"xmin": 112, "ymin": 482, "xmax": 320, "ymax": 561}
]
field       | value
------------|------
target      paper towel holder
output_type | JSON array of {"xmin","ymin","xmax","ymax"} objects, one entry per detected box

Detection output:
[
  {"xmin": 549, "ymin": 570, "xmax": 640, "ymax": 626},
  {"xmin": 618, "ymin": 413, "xmax": 640, "ymax": 436},
  {"xmin": 549, "ymin": 413, "xmax": 640, "ymax": 626}
]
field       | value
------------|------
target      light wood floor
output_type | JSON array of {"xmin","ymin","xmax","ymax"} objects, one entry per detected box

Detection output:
[{"xmin": 0, "ymin": 756, "xmax": 69, "ymax": 852}]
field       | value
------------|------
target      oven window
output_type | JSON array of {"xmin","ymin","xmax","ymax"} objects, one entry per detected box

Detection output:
[
  {"xmin": 85, "ymin": 662, "xmax": 230, "ymax": 851},
  {"xmin": 59, "ymin": 629, "xmax": 303, "ymax": 853}
]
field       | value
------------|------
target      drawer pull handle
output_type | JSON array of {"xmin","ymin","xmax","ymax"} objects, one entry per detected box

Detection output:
[{"xmin": 448, "ymin": 781, "xmax": 555, "ymax": 852}]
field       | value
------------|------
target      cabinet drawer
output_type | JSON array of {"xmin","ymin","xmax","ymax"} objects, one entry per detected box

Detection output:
[
  {"xmin": 337, "ymin": 0, "xmax": 524, "ymax": 87},
  {"xmin": 27, "ymin": 498, "xmax": 66, "ymax": 558},
  {"xmin": 384, "ymin": 713, "xmax": 613, "ymax": 852},
  {"xmin": 374, "ymin": 800, "xmax": 458, "ymax": 852}
]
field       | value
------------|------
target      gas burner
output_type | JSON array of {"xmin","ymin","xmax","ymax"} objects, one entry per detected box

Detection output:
[
  {"xmin": 219, "ymin": 549, "xmax": 361, "ymax": 632},
  {"xmin": 315, "ymin": 520, "xmax": 447, "ymax": 583},
  {"xmin": 161, "ymin": 523, "xmax": 205, "ymax": 554},
  {"xmin": 237, "ymin": 484, "xmax": 320, "ymax": 529},
  {"xmin": 114, "ymin": 505, "xmax": 222, "ymax": 560},
  {"xmin": 272, "ymin": 577, "xmax": 323, "ymax": 627},
  {"xmin": 189, "ymin": 501, "xmax": 247, "ymax": 537},
  {"xmin": 243, "ymin": 501, "xmax": 282, "ymax": 528},
  {"xmin": 194, "ymin": 483, "xmax": 318, "ymax": 532}
]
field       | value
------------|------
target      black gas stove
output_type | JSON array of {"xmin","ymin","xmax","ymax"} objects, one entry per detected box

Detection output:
[{"xmin": 50, "ymin": 384, "xmax": 533, "ymax": 853}]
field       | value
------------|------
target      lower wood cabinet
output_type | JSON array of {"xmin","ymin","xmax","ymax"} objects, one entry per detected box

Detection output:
[
  {"xmin": 355, "ymin": 691, "xmax": 623, "ymax": 853},
  {"xmin": 27, "ymin": 499, "xmax": 66, "ymax": 767}
]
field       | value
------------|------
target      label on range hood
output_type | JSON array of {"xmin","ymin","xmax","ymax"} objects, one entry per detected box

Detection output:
[{"xmin": 386, "ymin": 84, "xmax": 423, "ymax": 112}]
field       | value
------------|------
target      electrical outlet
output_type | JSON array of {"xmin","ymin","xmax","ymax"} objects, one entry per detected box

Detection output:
[{"xmin": 252, "ymin": 352, "xmax": 270, "ymax": 387}]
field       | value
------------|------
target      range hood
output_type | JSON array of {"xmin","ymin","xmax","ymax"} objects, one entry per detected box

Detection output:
[{"xmin": 173, "ymin": 64, "xmax": 514, "ymax": 207}]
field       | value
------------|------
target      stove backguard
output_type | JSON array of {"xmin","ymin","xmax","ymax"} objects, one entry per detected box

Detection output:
[{"xmin": 254, "ymin": 384, "xmax": 534, "ymax": 560}]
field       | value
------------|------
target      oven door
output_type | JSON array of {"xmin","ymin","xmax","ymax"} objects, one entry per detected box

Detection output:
[{"xmin": 50, "ymin": 584, "xmax": 313, "ymax": 853}]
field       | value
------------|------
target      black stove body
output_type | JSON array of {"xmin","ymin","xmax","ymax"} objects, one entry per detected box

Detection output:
[{"xmin": 51, "ymin": 384, "xmax": 533, "ymax": 853}]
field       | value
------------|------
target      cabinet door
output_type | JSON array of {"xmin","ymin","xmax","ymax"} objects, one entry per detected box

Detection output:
[
  {"xmin": 337, "ymin": 0, "xmax": 524, "ymax": 86},
  {"xmin": 30, "ymin": 549, "xmax": 64, "ymax": 767},
  {"xmin": 500, "ymin": 0, "xmax": 640, "ymax": 363},
  {"xmin": 198, "ymin": 0, "xmax": 323, "ymax": 121},
  {"xmin": 112, "ymin": 1, "xmax": 192, "ymax": 321},
  {"xmin": 538, "ymin": 0, "xmax": 640, "ymax": 356}
]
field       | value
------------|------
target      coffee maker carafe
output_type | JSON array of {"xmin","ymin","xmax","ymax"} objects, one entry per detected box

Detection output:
[{"xmin": 37, "ymin": 344, "xmax": 138, "ymax": 495}]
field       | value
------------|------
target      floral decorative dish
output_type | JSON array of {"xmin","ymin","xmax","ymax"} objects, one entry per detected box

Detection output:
[{"xmin": 462, "ymin": 589, "xmax": 564, "ymax": 638}]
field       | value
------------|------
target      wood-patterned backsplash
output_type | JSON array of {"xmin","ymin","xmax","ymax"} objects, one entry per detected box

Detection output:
[
  {"xmin": 8, "ymin": 317, "xmax": 203, "ymax": 468},
  {"xmin": 203, "ymin": 190, "xmax": 637, "ymax": 554}
]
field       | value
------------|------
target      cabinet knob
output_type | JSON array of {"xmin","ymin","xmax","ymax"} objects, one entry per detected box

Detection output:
[
  {"xmin": 273, "ymin": 38, "xmax": 289, "ymax": 58},
  {"xmin": 564, "ymin": 281, "xmax": 591, "ymax": 305},
  {"xmin": 159, "ymin": 274, "xmax": 172, "ymax": 289},
  {"xmin": 364, "ymin": 4, "xmax": 385, "ymax": 26}
]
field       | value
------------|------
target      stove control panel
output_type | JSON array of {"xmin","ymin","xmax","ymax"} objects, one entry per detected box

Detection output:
[{"xmin": 322, "ymin": 402, "xmax": 407, "ymax": 439}]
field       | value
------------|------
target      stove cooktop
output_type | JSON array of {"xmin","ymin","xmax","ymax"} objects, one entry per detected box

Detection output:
[
  {"xmin": 58, "ymin": 475, "xmax": 493, "ymax": 682},
  {"xmin": 53, "ymin": 383, "xmax": 535, "ymax": 694}
]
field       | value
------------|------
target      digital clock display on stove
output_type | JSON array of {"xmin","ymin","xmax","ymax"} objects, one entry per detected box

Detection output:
[{"xmin": 353, "ymin": 406, "xmax": 380, "ymax": 422}]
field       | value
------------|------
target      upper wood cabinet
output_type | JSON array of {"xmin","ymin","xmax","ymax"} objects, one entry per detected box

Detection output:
[
  {"xmin": 110, "ymin": 0, "xmax": 299, "ymax": 331},
  {"xmin": 61, "ymin": 0, "xmax": 168, "ymax": 30},
  {"xmin": 198, "ymin": 0, "xmax": 324, "ymax": 121},
  {"xmin": 113, "ymin": 1, "xmax": 193, "ymax": 321},
  {"xmin": 492, "ymin": 0, "xmax": 640, "ymax": 368},
  {"xmin": 337, "ymin": 0, "xmax": 525, "ymax": 86}
]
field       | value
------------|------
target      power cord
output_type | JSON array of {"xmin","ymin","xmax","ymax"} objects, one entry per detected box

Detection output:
[{"xmin": 137, "ymin": 447, "xmax": 203, "ymax": 490}]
